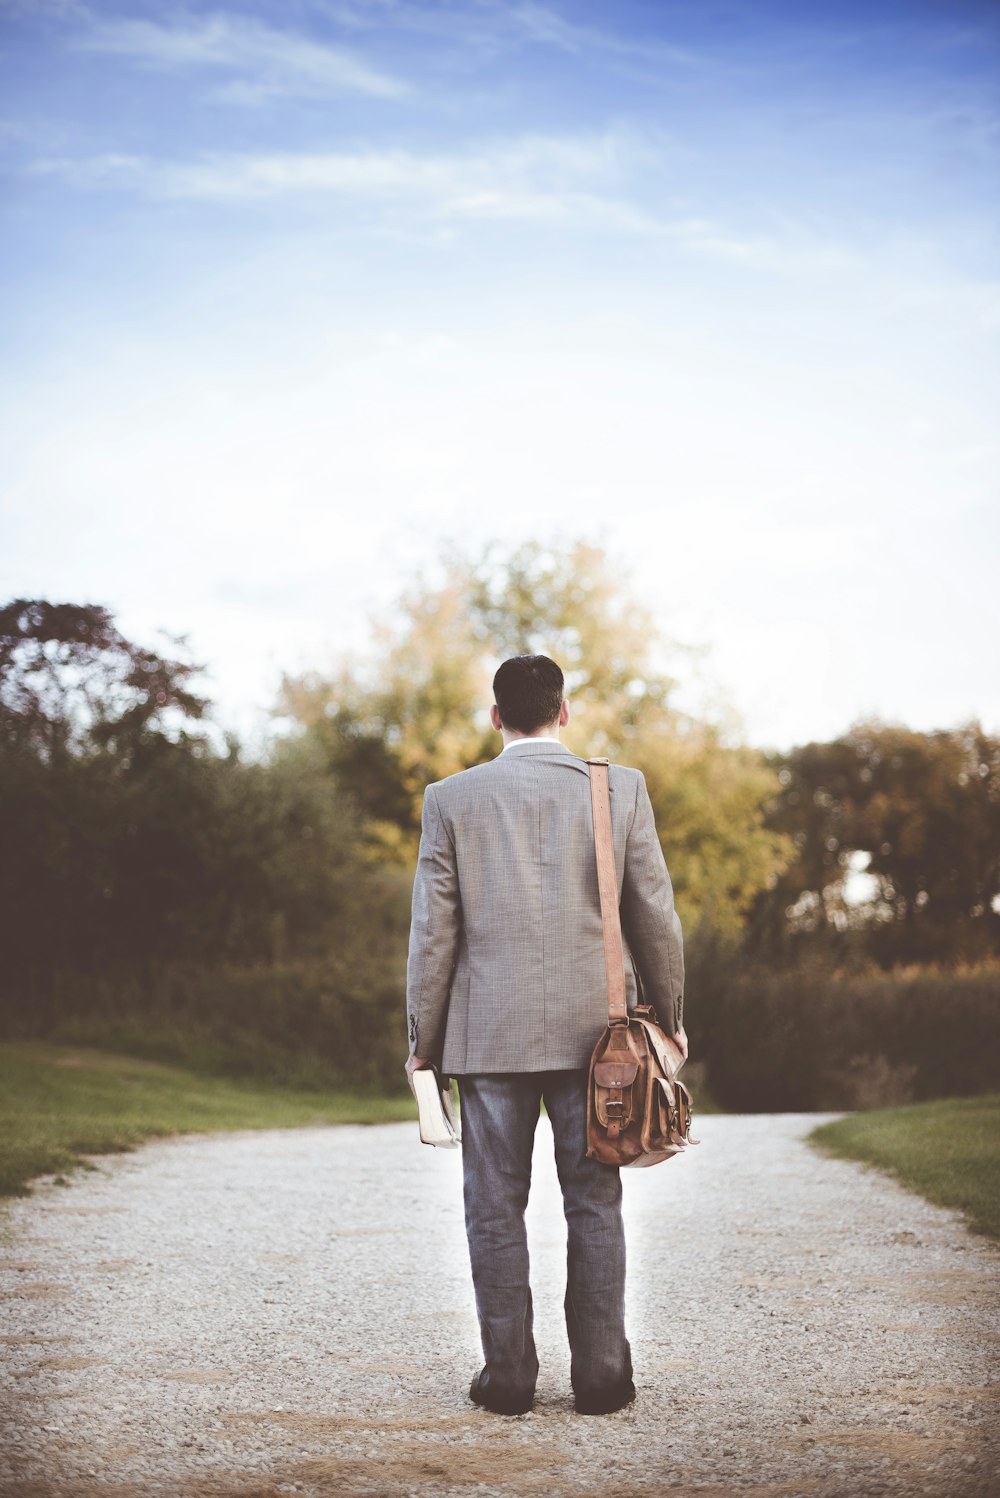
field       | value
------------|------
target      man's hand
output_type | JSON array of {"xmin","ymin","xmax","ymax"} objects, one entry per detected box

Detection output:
[
  {"xmin": 672, "ymin": 1025, "xmax": 689, "ymax": 1061},
  {"xmin": 405, "ymin": 1054, "xmax": 431, "ymax": 1097}
]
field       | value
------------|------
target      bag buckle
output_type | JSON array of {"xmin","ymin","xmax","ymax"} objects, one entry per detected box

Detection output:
[{"xmin": 605, "ymin": 1099, "xmax": 625, "ymax": 1119}]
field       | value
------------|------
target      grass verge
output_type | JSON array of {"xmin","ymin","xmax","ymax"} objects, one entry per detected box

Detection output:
[
  {"xmin": 0, "ymin": 1042, "xmax": 416, "ymax": 1200},
  {"xmin": 809, "ymin": 1093, "xmax": 1000, "ymax": 1240}
]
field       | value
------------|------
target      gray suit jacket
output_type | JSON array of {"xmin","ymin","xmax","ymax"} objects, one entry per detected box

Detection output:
[{"xmin": 405, "ymin": 739, "xmax": 685, "ymax": 1074}]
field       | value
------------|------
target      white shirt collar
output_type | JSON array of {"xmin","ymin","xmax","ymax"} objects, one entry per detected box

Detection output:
[{"xmin": 500, "ymin": 735, "xmax": 564, "ymax": 753}]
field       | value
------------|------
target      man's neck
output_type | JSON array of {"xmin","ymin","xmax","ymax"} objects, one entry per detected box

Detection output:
[{"xmin": 501, "ymin": 728, "xmax": 562, "ymax": 748}]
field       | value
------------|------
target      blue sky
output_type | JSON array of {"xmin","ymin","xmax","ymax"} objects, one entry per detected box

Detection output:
[{"xmin": 1, "ymin": 0, "xmax": 998, "ymax": 752}]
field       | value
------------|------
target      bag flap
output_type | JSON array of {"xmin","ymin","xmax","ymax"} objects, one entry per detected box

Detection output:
[
  {"xmin": 593, "ymin": 1059, "xmax": 640, "ymax": 1088},
  {"xmin": 633, "ymin": 1017, "xmax": 684, "ymax": 1080}
]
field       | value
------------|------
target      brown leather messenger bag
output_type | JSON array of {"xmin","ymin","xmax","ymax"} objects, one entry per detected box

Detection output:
[{"xmin": 584, "ymin": 757, "xmax": 699, "ymax": 1168}]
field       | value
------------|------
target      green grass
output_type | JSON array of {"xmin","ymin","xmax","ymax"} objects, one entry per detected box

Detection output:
[
  {"xmin": 0, "ymin": 1042, "xmax": 417, "ymax": 1200},
  {"xmin": 0, "ymin": 1039, "xmax": 718, "ymax": 1205},
  {"xmin": 809, "ymin": 1093, "xmax": 1000, "ymax": 1240}
]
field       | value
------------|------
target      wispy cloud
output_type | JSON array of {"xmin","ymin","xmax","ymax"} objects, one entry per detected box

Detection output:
[
  {"xmin": 78, "ymin": 11, "xmax": 406, "ymax": 102},
  {"xmin": 29, "ymin": 132, "xmax": 638, "ymax": 209},
  {"xmin": 27, "ymin": 133, "xmax": 862, "ymax": 278},
  {"xmin": 503, "ymin": 2, "xmax": 700, "ymax": 65},
  {"xmin": 312, "ymin": 0, "xmax": 701, "ymax": 69}
]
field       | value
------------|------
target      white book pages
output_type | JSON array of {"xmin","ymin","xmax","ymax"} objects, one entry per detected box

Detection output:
[{"xmin": 412, "ymin": 1067, "xmax": 462, "ymax": 1147}]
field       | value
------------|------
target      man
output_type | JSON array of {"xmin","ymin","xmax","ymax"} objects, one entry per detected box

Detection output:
[{"xmin": 405, "ymin": 654, "xmax": 687, "ymax": 1418}]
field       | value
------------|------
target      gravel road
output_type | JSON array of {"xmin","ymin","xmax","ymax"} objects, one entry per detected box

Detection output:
[{"xmin": 2, "ymin": 1112, "xmax": 998, "ymax": 1498}]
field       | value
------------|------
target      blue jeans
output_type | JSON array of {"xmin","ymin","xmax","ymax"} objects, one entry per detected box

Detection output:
[{"xmin": 456, "ymin": 1069, "xmax": 633, "ymax": 1404}]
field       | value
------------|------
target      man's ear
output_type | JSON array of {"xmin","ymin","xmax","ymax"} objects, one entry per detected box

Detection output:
[
  {"xmin": 490, "ymin": 703, "xmax": 503, "ymax": 731},
  {"xmin": 559, "ymin": 699, "xmax": 570, "ymax": 727}
]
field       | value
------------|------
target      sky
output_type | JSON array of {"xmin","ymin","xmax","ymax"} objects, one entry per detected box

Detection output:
[{"xmin": 1, "ymin": 0, "xmax": 998, "ymax": 755}]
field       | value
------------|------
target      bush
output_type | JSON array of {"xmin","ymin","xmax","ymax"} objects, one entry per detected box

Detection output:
[
  {"xmin": 0, "ymin": 954, "xmax": 410, "ymax": 1093},
  {"xmin": 7, "ymin": 942, "xmax": 997, "ymax": 1111},
  {"xmin": 686, "ymin": 944, "xmax": 1000, "ymax": 1110}
]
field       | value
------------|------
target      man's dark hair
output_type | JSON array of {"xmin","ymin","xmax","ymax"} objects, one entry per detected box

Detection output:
[{"xmin": 493, "ymin": 655, "xmax": 565, "ymax": 734}]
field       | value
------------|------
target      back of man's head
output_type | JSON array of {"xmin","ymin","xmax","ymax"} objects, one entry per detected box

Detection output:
[{"xmin": 493, "ymin": 655, "xmax": 565, "ymax": 734}]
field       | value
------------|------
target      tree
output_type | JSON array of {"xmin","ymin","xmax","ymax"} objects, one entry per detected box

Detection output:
[
  {"xmin": 276, "ymin": 538, "xmax": 792, "ymax": 937},
  {"xmin": 0, "ymin": 598, "xmax": 215, "ymax": 974},
  {"xmin": 745, "ymin": 720, "xmax": 1000, "ymax": 964},
  {"xmin": 0, "ymin": 599, "xmax": 387, "ymax": 977},
  {"xmin": 0, "ymin": 599, "xmax": 210, "ymax": 762},
  {"xmin": 848, "ymin": 722, "xmax": 1000, "ymax": 962}
]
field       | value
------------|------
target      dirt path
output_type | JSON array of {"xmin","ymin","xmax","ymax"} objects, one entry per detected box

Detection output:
[{"xmin": 1, "ymin": 1112, "xmax": 998, "ymax": 1497}]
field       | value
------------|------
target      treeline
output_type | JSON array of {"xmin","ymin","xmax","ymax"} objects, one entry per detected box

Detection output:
[
  {"xmin": 2, "ymin": 544, "xmax": 998, "ymax": 1107},
  {"xmin": 0, "ymin": 600, "xmax": 411, "ymax": 1087},
  {"xmin": 747, "ymin": 722, "xmax": 1000, "ymax": 967}
]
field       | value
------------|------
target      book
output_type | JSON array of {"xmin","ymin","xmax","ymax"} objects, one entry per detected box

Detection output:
[{"xmin": 412, "ymin": 1066, "xmax": 462, "ymax": 1148}]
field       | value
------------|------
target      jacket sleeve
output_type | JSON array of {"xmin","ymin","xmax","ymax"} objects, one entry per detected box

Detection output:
[
  {"xmin": 405, "ymin": 782, "xmax": 461, "ymax": 1062},
  {"xmin": 620, "ymin": 770, "xmax": 685, "ymax": 1034}
]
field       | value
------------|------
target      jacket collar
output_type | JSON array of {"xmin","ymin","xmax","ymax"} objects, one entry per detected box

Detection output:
[{"xmin": 493, "ymin": 739, "xmax": 578, "ymax": 759}]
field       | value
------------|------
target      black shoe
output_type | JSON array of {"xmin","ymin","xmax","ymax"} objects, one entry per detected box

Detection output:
[
  {"xmin": 574, "ymin": 1379, "xmax": 636, "ymax": 1416},
  {"xmin": 469, "ymin": 1370, "xmax": 534, "ymax": 1416}
]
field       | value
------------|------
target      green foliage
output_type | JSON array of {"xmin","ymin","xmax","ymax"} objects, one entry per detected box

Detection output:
[
  {"xmin": 0, "ymin": 690, "xmax": 402, "ymax": 979},
  {"xmin": 0, "ymin": 599, "xmax": 210, "ymax": 761},
  {"xmin": 2, "ymin": 949, "xmax": 411, "ymax": 1092},
  {"xmin": 686, "ymin": 942, "xmax": 1000, "ymax": 1111},
  {"xmin": 810, "ymin": 1095, "xmax": 1000, "ymax": 1239},
  {"xmin": 5, "ymin": 585, "xmax": 997, "ymax": 1115},
  {"xmin": 277, "ymin": 538, "xmax": 792, "ymax": 937},
  {"xmin": 0, "ymin": 736, "xmax": 375, "ymax": 971},
  {"xmin": 748, "ymin": 721, "xmax": 1000, "ymax": 964},
  {"xmin": 0, "ymin": 599, "xmax": 412, "ymax": 1074},
  {"xmin": 0, "ymin": 1043, "xmax": 417, "ymax": 1200}
]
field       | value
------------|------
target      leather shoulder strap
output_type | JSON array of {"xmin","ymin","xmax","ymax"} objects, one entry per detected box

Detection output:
[{"xmin": 586, "ymin": 758, "xmax": 628, "ymax": 1026}]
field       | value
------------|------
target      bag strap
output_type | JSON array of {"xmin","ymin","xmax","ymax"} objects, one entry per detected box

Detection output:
[{"xmin": 586, "ymin": 757, "xmax": 629, "ymax": 1027}]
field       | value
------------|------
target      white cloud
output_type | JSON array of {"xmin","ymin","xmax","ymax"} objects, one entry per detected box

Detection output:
[
  {"xmin": 27, "ymin": 131, "xmax": 644, "ymax": 221},
  {"xmin": 26, "ymin": 131, "xmax": 859, "ymax": 276},
  {"xmin": 311, "ymin": 0, "xmax": 701, "ymax": 69},
  {"xmin": 78, "ymin": 11, "xmax": 405, "ymax": 101},
  {"xmin": 503, "ymin": 2, "xmax": 699, "ymax": 65}
]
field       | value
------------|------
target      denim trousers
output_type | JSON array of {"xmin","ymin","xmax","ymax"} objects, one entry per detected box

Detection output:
[{"xmin": 456, "ymin": 1068, "xmax": 633, "ymax": 1404}]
